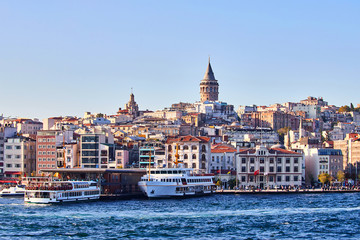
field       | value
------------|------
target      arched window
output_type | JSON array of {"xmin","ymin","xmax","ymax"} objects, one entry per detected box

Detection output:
[
  {"xmin": 201, "ymin": 145, "xmax": 206, "ymax": 153},
  {"xmin": 184, "ymin": 163, "xmax": 188, "ymax": 168},
  {"xmin": 192, "ymin": 145, "xmax": 197, "ymax": 150},
  {"xmin": 210, "ymin": 87, "xmax": 213, "ymax": 92},
  {"xmin": 168, "ymin": 145, "xmax": 172, "ymax": 151},
  {"xmin": 192, "ymin": 163, "xmax": 196, "ymax": 168},
  {"xmin": 206, "ymin": 87, "xmax": 209, "ymax": 92},
  {"xmin": 184, "ymin": 154, "xmax": 188, "ymax": 159},
  {"xmin": 201, "ymin": 154, "xmax": 206, "ymax": 161},
  {"xmin": 201, "ymin": 163, "xmax": 206, "ymax": 169},
  {"xmin": 192, "ymin": 154, "xmax": 196, "ymax": 159},
  {"xmin": 183, "ymin": 145, "xmax": 189, "ymax": 150},
  {"xmin": 168, "ymin": 154, "xmax": 172, "ymax": 161}
]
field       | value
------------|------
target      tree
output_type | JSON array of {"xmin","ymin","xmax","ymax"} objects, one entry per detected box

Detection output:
[
  {"xmin": 96, "ymin": 113, "xmax": 104, "ymax": 118},
  {"xmin": 350, "ymin": 103, "xmax": 355, "ymax": 111},
  {"xmin": 318, "ymin": 173, "xmax": 331, "ymax": 186},
  {"xmin": 338, "ymin": 105, "xmax": 351, "ymax": 113},
  {"xmin": 277, "ymin": 126, "xmax": 291, "ymax": 144},
  {"xmin": 228, "ymin": 178, "xmax": 236, "ymax": 189},
  {"xmin": 337, "ymin": 170, "xmax": 345, "ymax": 183}
]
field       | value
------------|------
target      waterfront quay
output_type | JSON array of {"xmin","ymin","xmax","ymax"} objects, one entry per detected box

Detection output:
[{"xmin": 216, "ymin": 188, "xmax": 360, "ymax": 194}]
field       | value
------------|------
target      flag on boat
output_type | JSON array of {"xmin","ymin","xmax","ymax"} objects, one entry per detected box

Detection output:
[
  {"xmin": 254, "ymin": 170, "xmax": 260, "ymax": 176},
  {"xmin": 227, "ymin": 171, "xmax": 231, "ymax": 174}
]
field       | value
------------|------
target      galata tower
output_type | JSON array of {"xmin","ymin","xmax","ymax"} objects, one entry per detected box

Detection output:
[{"xmin": 200, "ymin": 59, "xmax": 219, "ymax": 102}]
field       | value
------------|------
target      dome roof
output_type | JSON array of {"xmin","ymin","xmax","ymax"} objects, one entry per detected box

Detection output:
[{"xmin": 271, "ymin": 144, "xmax": 286, "ymax": 149}]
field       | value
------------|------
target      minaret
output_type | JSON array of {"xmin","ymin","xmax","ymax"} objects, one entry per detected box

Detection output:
[{"xmin": 200, "ymin": 58, "xmax": 219, "ymax": 102}]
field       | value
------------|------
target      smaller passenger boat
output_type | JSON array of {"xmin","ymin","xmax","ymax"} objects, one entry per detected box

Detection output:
[
  {"xmin": 24, "ymin": 181, "xmax": 100, "ymax": 204},
  {"xmin": 0, "ymin": 185, "xmax": 26, "ymax": 197}
]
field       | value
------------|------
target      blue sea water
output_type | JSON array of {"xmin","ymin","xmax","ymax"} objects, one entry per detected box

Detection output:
[{"xmin": 0, "ymin": 193, "xmax": 359, "ymax": 239}]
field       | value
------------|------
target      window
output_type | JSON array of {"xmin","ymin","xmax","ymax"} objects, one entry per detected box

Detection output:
[
  {"xmin": 241, "ymin": 176, "xmax": 246, "ymax": 182},
  {"xmin": 15, "ymin": 146, "xmax": 21, "ymax": 150},
  {"xmin": 184, "ymin": 154, "xmax": 188, "ymax": 159},
  {"xmin": 249, "ymin": 176, "xmax": 254, "ymax": 182},
  {"xmin": 286, "ymin": 166, "xmax": 290, "ymax": 173},
  {"xmin": 294, "ymin": 176, "xmax": 299, "ymax": 181},
  {"xmin": 241, "ymin": 166, "xmax": 246, "ymax": 172},
  {"xmin": 269, "ymin": 176, "xmax": 274, "ymax": 182},
  {"xmin": 277, "ymin": 176, "xmax": 282, "ymax": 182},
  {"xmin": 192, "ymin": 145, "xmax": 197, "ymax": 150},
  {"xmin": 6, "ymin": 164, "xmax": 12, "ymax": 168},
  {"xmin": 250, "ymin": 166, "xmax": 254, "ymax": 172},
  {"xmin": 241, "ymin": 158, "xmax": 246, "ymax": 164},
  {"xmin": 269, "ymin": 158, "xmax": 274, "ymax": 163},
  {"xmin": 15, "ymin": 155, "xmax": 21, "ymax": 159},
  {"xmin": 285, "ymin": 176, "xmax": 290, "ymax": 182},
  {"xmin": 15, "ymin": 164, "xmax": 21, "ymax": 168},
  {"xmin": 260, "ymin": 158, "xmax": 264, "ymax": 164},
  {"xmin": 294, "ymin": 158, "xmax": 298, "ymax": 164},
  {"xmin": 5, "ymin": 146, "xmax": 12, "ymax": 149},
  {"xmin": 183, "ymin": 145, "xmax": 189, "ymax": 150},
  {"xmin": 260, "ymin": 166, "xmax": 264, "ymax": 172},
  {"xmin": 286, "ymin": 158, "xmax": 290, "ymax": 164},
  {"xmin": 250, "ymin": 158, "xmax": 255, "ymax": 163},
  {"xmin": 277, "ymin": 166, "xmax": 282, "ymax": 172},
  {"xmin": 277, "ymin": 158, "xmax": 282, "ymax": 164},
  {"xmin": 212, "ymin": 156, "xmax": 214, "ymax": 161},
  {"xmin": 294, "ymin": 166, "xmax": 299, "ymax": 172},
  {"xmin": 6, "ymin": 155, "xmax": 11, "ymax": 159},
  {"xmin": 269, "ymin": 166, "xmax": 274, "ymax": 172},
  {"xmin": 192, "ymin": 154, "xmax": 196, "ymax": 160},
  {"xmin": 259, "ymin": 176, "xmax": 264, "ymax": 182}
]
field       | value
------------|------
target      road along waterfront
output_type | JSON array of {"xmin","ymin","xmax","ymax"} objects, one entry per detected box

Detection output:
[{"xmin": 0, "ymin": 193, "xmax": 359, "ymax": 239}]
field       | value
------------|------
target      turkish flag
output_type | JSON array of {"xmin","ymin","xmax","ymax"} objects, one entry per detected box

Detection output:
[{"xmin": 254, "ymin": 170, "xmax": 260, "ymax": 176}]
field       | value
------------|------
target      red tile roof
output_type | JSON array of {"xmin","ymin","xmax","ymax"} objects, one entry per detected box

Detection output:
[
  {"xmin": 166, "ymin": 135, "xmax": 210, "ymax": 144},
  {"xmin": 211, "ymin": 144, "xmax": 236, "ymax": 153}
]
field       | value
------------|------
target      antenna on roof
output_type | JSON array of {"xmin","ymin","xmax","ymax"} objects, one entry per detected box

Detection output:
[{"xmin": 260, "ymin": 111, "xmax": 263, "ymax": 146}]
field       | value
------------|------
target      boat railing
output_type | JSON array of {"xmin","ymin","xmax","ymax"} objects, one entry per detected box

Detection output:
[{"xmin": 26, "ymin": 185, "xmax": 73, "ymax": 191}]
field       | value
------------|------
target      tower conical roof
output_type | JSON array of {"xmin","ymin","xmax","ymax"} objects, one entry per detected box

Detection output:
[{"xmin": 203, "ymin": 60, "xmax": 216, "ymax": 80}]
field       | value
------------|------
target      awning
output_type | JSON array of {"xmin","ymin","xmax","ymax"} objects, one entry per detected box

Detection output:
[
  {"xmin": 0, "ymin": 180, "xmax": 18, "ymax": 184},
  {"xmin": 4, "ymin": 172, "xmax": 22, "ymax": 175}
]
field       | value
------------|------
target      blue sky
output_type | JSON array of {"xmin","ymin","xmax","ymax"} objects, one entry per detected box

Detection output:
[{"xmin": 1, "ymin": 1, "xmax": 359, "ymax": 120}]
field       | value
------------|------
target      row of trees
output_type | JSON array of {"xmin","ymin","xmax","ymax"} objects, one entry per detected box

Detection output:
[
  {"xmin": 318, "ymin": 171, "xmax": 345, "ymax": 186},
  {"xmin": 338, "ymin": 103, "xmax": 360, "ymax": 113}
]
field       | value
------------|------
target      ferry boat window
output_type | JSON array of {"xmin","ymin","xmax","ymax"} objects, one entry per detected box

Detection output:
[
  {"xmin": 161, "ymin": 170, "xmax": 166, "ymax": 174},
  {"xmin": 155, "ymin": 171, "xmax": 160, "ymax": 174},
  {"xmin": 150, "ymin": 171, "xmax": 155, "ymax": 174}
]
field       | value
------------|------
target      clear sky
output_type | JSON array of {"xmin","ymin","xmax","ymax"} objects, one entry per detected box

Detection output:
[{"xmin": 1, "ymin": 1, "xmax": 359, "ymax": 120}]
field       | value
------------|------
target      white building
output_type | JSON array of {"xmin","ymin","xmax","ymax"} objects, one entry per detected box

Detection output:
[
  {"xmin": 304, "ymin": 148, "xmax": 343, "ymax": 184},
  {"xmin": 4, "ymin": 137, "xmax": 36, "ymax": 178},
  {"xmin": 236, "ymin": 145, "xmax": 303, "ymax": 189}
]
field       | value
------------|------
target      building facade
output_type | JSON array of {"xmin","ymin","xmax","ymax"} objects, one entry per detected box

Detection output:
[
  {"xmin": 236, "ymin": 145, "xmax": 303, "ymax": 189},
  {"xmin": 165, "ymin": 135, "xmax": 211, "ymax": 172}
]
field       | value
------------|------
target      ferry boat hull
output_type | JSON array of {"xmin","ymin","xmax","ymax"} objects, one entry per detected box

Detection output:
[{"xmin": 139, "ymin": 182, "xmax": 213, "ymax": 198}]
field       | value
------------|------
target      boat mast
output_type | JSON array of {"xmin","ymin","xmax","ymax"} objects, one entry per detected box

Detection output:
[
  {"xmin": 174, "ymin": 143, "xmax": 179, "ymax": 167},
  {"xmin": 148, "ymin": 149, "xmax": 152, "ymax": 181}
]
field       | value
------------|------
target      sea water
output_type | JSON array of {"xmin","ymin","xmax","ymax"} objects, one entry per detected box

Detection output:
[{"xmin": 0, "ymin": 193, "xmax": 359, "ymax": 239}]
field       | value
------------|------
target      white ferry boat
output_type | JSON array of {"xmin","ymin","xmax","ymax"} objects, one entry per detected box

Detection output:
[
  {"xmin": 0, "ymin": 185, "xmax": 26, "ymax": 197},
  {"xmin": 138, "ymin": 168, "xmax": 215, "ymax": 198},
  {"xmin": 24, "ymin": 181, "xmax": 100, "ymax": 204}
]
